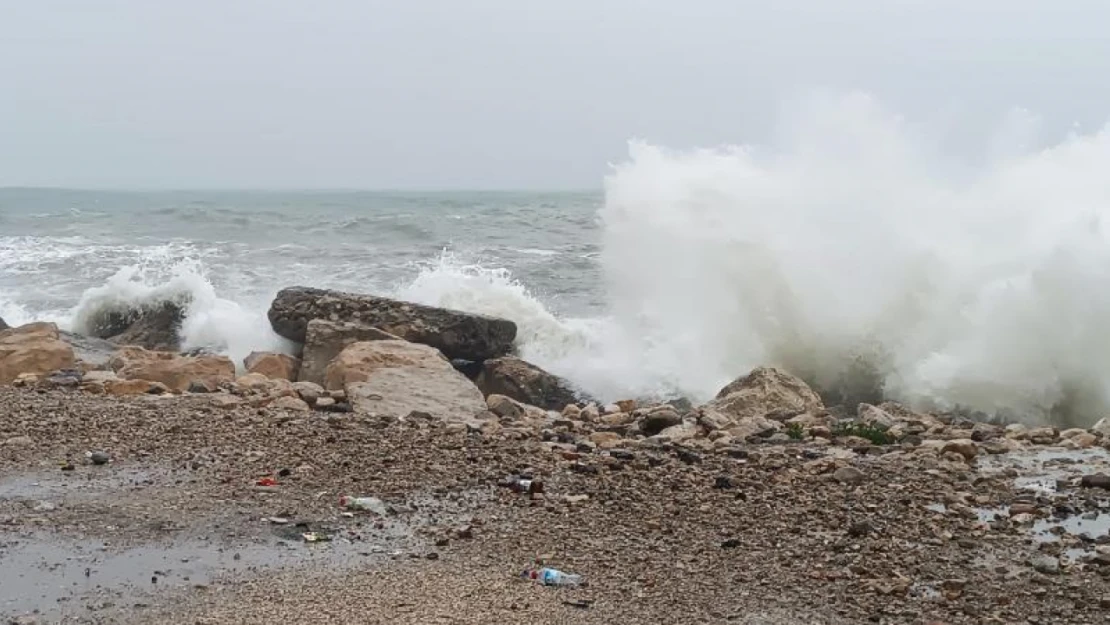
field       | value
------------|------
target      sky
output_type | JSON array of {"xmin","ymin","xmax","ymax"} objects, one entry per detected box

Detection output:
[{"xmin": 2, "ymin": 0, "xmax": 1110, "ymax": 190}]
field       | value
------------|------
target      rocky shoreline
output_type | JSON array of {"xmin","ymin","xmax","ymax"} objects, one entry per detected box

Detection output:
[{"xmin": 2, "ymin": 289, "xmax": 1110, "ymax": 623}]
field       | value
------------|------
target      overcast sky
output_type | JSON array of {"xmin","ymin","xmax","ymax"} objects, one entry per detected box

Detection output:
[{"xmin": 2, "ymin": 0, "xmax": 1109, "ymax": 189}]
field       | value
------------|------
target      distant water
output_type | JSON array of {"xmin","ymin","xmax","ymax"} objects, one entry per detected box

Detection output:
[{"xmin": 7, "ymin": 96, "xmax": 1110, "ymax": 424}]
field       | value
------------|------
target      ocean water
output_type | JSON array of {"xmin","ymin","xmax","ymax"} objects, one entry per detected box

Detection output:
[{"xmin": 7, "ymin": 95, "xmax": 1110, "ymax": 424}]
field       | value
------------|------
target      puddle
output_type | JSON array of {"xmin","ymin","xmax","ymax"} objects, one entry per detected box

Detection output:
[
  {"xmin": 0, "ymin": 529, "xmax": 400, "ymax": 620},
  {"xmin": 0, "ymin": 466, "xmax": 171, "ymax": 502},
  {"xmin": 978, "ymin": 448, "xmax": 1110, "ymax": 495}
]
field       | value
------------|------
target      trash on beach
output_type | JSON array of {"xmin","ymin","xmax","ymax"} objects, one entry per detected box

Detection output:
[
  {"xmin": 256, "ymin": 476, "xmax": 278, "ymax": 487},
  {"xmin": 339, "ymin": 495, "xmax": 389, "ymax": 516},
  {"xmin": 301, "ymin": 531, "xmax": 331, "ymax": 543},
  {"xmin": 521, "ymin": 566, "xmax": 584, "ymax": 587}
]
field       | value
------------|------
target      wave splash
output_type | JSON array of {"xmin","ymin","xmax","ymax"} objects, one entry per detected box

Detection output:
[{"xmin": 17, "ymin": 92, "xmax": 1110, "ymax": 425}]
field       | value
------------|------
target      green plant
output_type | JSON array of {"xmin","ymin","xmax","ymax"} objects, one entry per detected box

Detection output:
[
  {"xmin": 785, "ymin": 422, "xmax": 805, "ymax": 440},
  {"xmin": 832, "ymin": 421, "xmax": 894, "ymax": 445}
]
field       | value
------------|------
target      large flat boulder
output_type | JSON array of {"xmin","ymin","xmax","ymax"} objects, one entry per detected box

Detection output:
[
  {"xmin": 297, "ymin": 319, "xmax": 401, "ymax": 386},
  {"xmin": 475, "ymin": 356, "xmax": 581, "ymax": 411},
  {"xmin": 325, "ymin": 340, "xmax": 486, "ymax": 420},
  {"xmin": 244, "ymin": 351, "xmax": 300, "ymax": 381},
  {"xmin": 109, "ymin": 346, "xmax": 235, "ymax": 392},
  {"xmin": 267, "ymin": 287, "xmax": 517, "ymax": 362},
  {"xmin": 699, "ymin": 366, "xmax": 824, "ymax": 429},
  {"xmin": 0, "ymin": 323, "xmax": 77, "ymax": 384}
]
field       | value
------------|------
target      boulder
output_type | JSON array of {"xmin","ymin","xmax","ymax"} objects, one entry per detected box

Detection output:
[
  {"xmin": 269, "ymin": 395, "xmax": 311, "ymax": 412},
  {"xmin": 297, "ymin": 319, "xmax": 402, "ymax": 385},
  {"xmin": 267, "ymin": 287, "xmax": 516, "ymax": 361},
  {"xmin": 0, "ymin": 316, "xmax": 7, "ymax": 331},
  {"xmin": 1092, "ymin": 417, "xmax": 1110, "ymax": 437},
  {"xmin": 857, "ymin": 403, "xmax": 896, "ymax": 431},
  {"xmin": 325, "ymin": 340, "xmax": 486, "ymax": 421},
  {"xmin": 640, "ymin": 406, "xmax": 683, "ymax": 436},
  {"xmin": 708, "ymin": 366, "xmax": 824, "ymax": 420},
  {"xmin": 80, "ymin": 300, "xmax": 186, "ymax": 351},
  {"xmin": 59, "ymin": 331, "xmax": 118, "ymax": 369},
  {"xmin": 0, "ymin": 323, "xmax": 77, "ymax": 385},
  {"xmin": 474, "ymin": 356, "xmax": 581, "ymax": 410},
  {"xmin": 109, "ymin": 347, "xmax": 235, "ymax": 393},
  {"xmin": 244, "ymin": 351, "xmax": 300, "ymax": 381}
]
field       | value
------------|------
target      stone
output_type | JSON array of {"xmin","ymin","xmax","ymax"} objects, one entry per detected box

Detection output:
[
  {"xmin": 487, "ymin": 394, "xmax": 524, "ymax": 419},
  {"xmin": 941, "ymin": 439, "xmax": 978, "ymax": 461},
  {"xmin": 1062, "ymin": 432, "xmax": 1098, "ymax": 449},
  {"xmin": 589, "ymin": 431, "xmax": 622, "ymax": 447},
  {"xmin": 244, "ymin": 351, "xmax": 300, "ymax": 381},
  {"xmin": 641, "ymin": 407, "xmax": 683, "ymax": 436},
  {"xmin": 104, "ymin": 378, "xmax": 167, "ymax": 396},
  {"xmin": 1023, "ymin": 426, "xmax": 1058, "ymax": 445},
  {"xmin": 109, "ymin": 347, "xmax": 235, "ymax": 393},
  {"xmin": 857, "ymin": 403, "xmax": 896, "ymax": 431},
  {"xmin": 700, "ymin": 366, "xmax": 824, "ymax": 425},
  {"xmin": 268, "ymin": 287, "xmax": 516, "ymax": 361},
  {"xmin": 58, "ymin": 331, "xmax": 118, "ymax": 369},
  {"xmin": 297, "ymin": 319, "xmax": 403, "ymax": 385},
  {"xmin": 89, "ymin": 451, "xmax": 110, "ymax": 465},
  {"xmin": 1080, "ymin": 474, "xmax": 1110, "ymax": 490},
  {"xmin": 833, "ymin": 466, "xmax": 866, "ymax": 485},
  {"xmin": 269, "ymin": 395, "xmax": 311, "ymax": 412},
  {"xmin": 78, "ymin": 299, "xmax": 186, "ymax": 351},
  {"xmin": 0, "ymin": 323, "xmax": 77, "ymax": 385},
  {"xmin": 1092, "ymin": 417, "xmax": 1110, "ymax": 437},
  {"xmin": 474, "ymin": 356, "xmax": 582, "ymax": 411},
  {"xmin": 0, "ymin": 316, "xmax": 7, "ymax": 331},
  {"xmin": 292, "ymin": 381, "xmax": 325, "ymax": 405},
  {"xmin": 1030, "ymin": 554, "xmax": 1060, "ymax": 575},
  {"xmin": 327, "ymin": 340, "xmax": 486, "ymax": 421},
  {"xmin": 209, "ymin": 393, "xmax": 244, "ymax": 409},
  {"xmin": 727, "ymin": 415, "xmax": 781, "ymax": 441},
  {"xmin": 652, "ymin": 421, "xmax": 700, "ymax": 443}
]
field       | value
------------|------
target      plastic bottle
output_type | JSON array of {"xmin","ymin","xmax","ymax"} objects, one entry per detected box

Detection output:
[
  {"xmin": 339, "ymin": 495, "xmax": 388, "ymax": 516},
  {"xmin": 524, "ymin": 567, "xmax": 582, "ymax": 587}
]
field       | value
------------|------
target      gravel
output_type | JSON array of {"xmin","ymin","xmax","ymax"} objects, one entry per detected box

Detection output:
[{"xmin": 0, "ymin": 387, "xmax": 1108, "ymax": 624}]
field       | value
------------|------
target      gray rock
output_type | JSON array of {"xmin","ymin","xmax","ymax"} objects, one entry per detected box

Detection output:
[
  {"xmin": 641, "ymin": 408, "xmax": 683, "ymax": 436},
  {"xmin": 0, "ymin": 315, "xmax": 7, "ymax": 331},
  {"xmin": 475, "ymin": 356, "xmax": 582, "ymax": 410},
  {"xmin": 89, "ymin": 451, "xmax": 110, "ymax": 465},
  {"xmin": 57, "ymin": 331, "xmax": 117, "ymax": 368},
  {"xmin": 1030, "ymin": 554, "xmax": 1060, "ymax": 575},
  {"xmin": 77, "ymin": 299, "xmax": 186, "ymax": 351},
  {"xmin": 268, "ymin": 287, "xmax": 516, "ymax": 362},
  {"xmin": 833, "ymin": 466, "xmax": 866, "ymax": 485}
]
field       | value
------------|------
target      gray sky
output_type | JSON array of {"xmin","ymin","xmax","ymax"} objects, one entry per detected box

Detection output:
[{"xmin": 2, "ymin": 0, "xmax": 1109, "ymax": 189}]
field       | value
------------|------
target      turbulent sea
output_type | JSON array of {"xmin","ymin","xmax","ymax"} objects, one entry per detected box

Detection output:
[{"xmin": 7, "ymin": 96, "xmax": 1110, "ymax": 425}]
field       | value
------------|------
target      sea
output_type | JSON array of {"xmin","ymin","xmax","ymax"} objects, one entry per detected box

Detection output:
[{"xmin": 7, "ymin": 101, "xmax": 1110, "ymax": 424}]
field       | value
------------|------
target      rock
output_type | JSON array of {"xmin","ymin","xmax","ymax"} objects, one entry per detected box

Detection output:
[
  {"xmin": 104, "ymin": 378, "xmax": 168, "ymax": 396},
  {"xmin": 1080, "ymin": 474, "xmax": 1110, "ymax": 490},
  {"xmin": 1062, "ymin": 432, "xmax": 1098, "ymax": 449},
  {"xmin": 292, "ymin": 381, "xmax": 325, "ymax": 405},
  {"xmin": 1030, "ymin": 554, "xmax": 1060, "ymax": 575},
  {"xmin": 244, "ymin": 351, "xmax": 300, "ymax": 381},
  {"xmin": 857, "ymin": 403, "xmax": 896, "ymax": 431},
  {"xmin": 652, "ymin": 421, "xmax": 700, "ymax": 444},
  {"xmin": 701, "ymin": 366, "xmax": 824, "ymax": 426},
  {"xmin": 474, "ymin": 356, "xmax": 582, "ymax": 410},
  {"xmin": 589, "ymin": 431, "xmax": 622, "ymax": 448},
  {"xmin": 267, "ymin": 287, "xmax": 516, "ymax": 361},
  {"xmin": 1092, "ymin": 417, "xmax": 1110, "ymax": 437},
  {"xmin": 89, "ymin": 451, "xmax": 110, "ymax": 465},
  {"xmin": 487, "ymin": 394, "xmax": 523, "ymax": 419},
  {"xmin": 58, "ymin": 331, "xmax": 118, "ymax": 369},
  {"xmin": 80, "ymin": 299, "xmax": 186, "ymax": 351},
  {"xmin": 641, "ymin": 407, "xmax": 683, "ymax": 436},
  {"xmin": 0, "ymin": 323, "xmax": 77, "ymax": 385},
  {"xmin": 269, "ymin": 395, "xmax": 311, "ymax": 412},
  {"xmin": 297, "ymin": 319, "xmax": 403, "ymax": 385},
  {"xmin": 833, "ymin": 466, "xmax": 866, "ymax": 485},
  {"xmin": 109, "ymin": 347, "xmax": 235, "ymax": 393},
  {"xmin": 209, "ymin": 393, "xmax": 244, "ymax": 409},
  {"xmin": 326, "ymin": 340, "xmax": 486, "ymax": 421},
  {"xmin": 940, "ymin": 439, "xmax": 978, "ymax": 461},
  {"xmin": 727, "ymin": 415, "xmax": 781, "ymax": 441},
  {"xmin": 0, "ymin": 316, "xmax": 7, "ymax": 331},
  {"xmin": 1023, "ymin": 426, "xmax": 1058, "ymax": 445}
]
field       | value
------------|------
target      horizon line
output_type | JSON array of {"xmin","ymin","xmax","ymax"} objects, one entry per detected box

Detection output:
[{"xmin": 0, "ymin": 185, "xmax": 602, "ymax": 194}]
